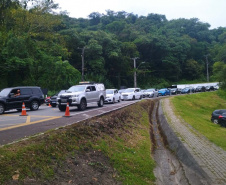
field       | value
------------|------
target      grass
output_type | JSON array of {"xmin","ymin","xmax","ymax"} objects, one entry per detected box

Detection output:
[
  {"xmin": 0, "ymin": 100, "xmax": 156, "ymax": 184},
  {"xmin": 171, "ymin": 91, "xmax": 226, "ymax": 150},
  {"xmin": 93, "ymin": 105, "xmax": 156, "ymax": 184}
]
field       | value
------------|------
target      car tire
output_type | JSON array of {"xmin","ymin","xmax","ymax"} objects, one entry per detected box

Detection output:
[
  {"xmin": 118, "ymin": 97, "xmax": 121, "ymax": 102},
  {"xmin": 51, "ymin": 104, "xmax": 56, "ymax": 107},
  {"xmin": 30, "ymin": 101, "xmax": 39, "ymax": 111},
  {"xmin": 139, "ymin": 95, "xmax": 142, "ymax": 99},
  {"xmin": 98, "ymin": 97, "xmax": 104, "ymax": 107},
  {"xmin": 213, "ymin": 119, "xmax": 218, "ymax": 124},
  {"xmin": 112, "ymin": 98, "xmax": 115, "ymax": 104},
  {"xmin": 0, "ymin": 103, "xmax": 5, "ymax": 114},
  {"xmin": 59, "ymin": 104, "xmax": 66, "ymax": 111},
  {"xmin": 132, "ymin": 96, "xmax": 135, "ymax": 100},
  {"xmin": 78, "ymin": 98, "xmax": 87, "ymax": 111}
]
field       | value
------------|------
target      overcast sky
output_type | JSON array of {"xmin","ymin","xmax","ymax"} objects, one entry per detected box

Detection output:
[{"xmin": 54, "ymin": 0, "xmax": 226, "ymax": 29}]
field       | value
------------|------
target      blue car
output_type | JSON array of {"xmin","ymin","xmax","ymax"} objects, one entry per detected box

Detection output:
[
  {"xmin": 181, "ymin": 88, "xmax": 195, "ymax": 94},
  {"xmin": 158, "ymin": 88, "xmax": 170, "ymax": 96}
]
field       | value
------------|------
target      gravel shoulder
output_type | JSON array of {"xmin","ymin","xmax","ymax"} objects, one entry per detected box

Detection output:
[{"xmin": 161, "ymin": 98, "xmax": 226, "ymax": 185}]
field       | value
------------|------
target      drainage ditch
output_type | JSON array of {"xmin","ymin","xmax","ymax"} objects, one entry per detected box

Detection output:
[{"xmin": 149, "ymin": 99, "xmax": 212, "ymax": 185}]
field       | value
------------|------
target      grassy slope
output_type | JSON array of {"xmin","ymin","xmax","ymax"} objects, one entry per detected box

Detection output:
[
  {"xmin": 0, "ymin": 100, "xmax": 155, "ymax": 184},
  {"xmin": 171, "ymin": 91, "xmax": 226, "ymax": 150}
]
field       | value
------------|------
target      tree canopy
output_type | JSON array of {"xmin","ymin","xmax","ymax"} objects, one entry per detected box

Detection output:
[{"xmin": 0, "ymin": 0, "xmax": 226, "ymax": 91}]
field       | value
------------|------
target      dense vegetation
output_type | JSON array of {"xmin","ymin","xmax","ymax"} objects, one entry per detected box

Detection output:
[{"xmin": 1, "ymin": 0, "xmax": 226, "ymax": 91}]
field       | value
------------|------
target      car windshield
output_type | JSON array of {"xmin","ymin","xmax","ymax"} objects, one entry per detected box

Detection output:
[
  {"xmin": 124, "ymin": 89, "xmax": 134, "ymax": 92},
  {"xmin": 0, "ymin": 88, "xmax": 11, "ymax": 96},
  {"xmin": 159, "ymin": 89, "xmax": 166, "ymax": 91},
  {"xmin": 106, "ymin": 90, "xmax": 114, "ymax": 94},
  {"xmin": 171, "ymin": 88, "xmax": 177, "ymax": 91},
  {"xmin": 147, "ymin": 89, "xmax": 154, "ymax": 92},
  {"xmin": 67, "ymin": 86, "xmax": 86, "ymax": 92},
  {"xmin": 118, "ymin": 90, "xmax": 124, "ymax": 93}
]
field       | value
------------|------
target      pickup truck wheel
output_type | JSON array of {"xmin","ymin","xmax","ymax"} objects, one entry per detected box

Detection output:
[
  {"xmin": 78, "ymin": 99, "xmax": 87, "ymax": 111},
  {"xmin": 98, "ymin": 97, "xmax": 104, "ymax": 107},
  {"xmin": 139, "ymin": 95, "xmax": 142, "ymax": 99},
  {"xmin": 132, "ymin": 96, "xmax": 135, "ymax": 100},
  {"xmin": 59, "ymin": 104, "xmax": 66, "ymax": 111},
  {"xmin": 118, "ymin": 97, "xmax": 121, "ymax": 102},
  {"xmin": 0, "ymin": 103, "xmax": 5, "ymax": 114},
  {"xmin": 112, "ymin": 98, "xmax": 115, "ymax": 104},
  {"xmin": 30, "ymin": 101, "xmax": 39, "ymax": 111}
]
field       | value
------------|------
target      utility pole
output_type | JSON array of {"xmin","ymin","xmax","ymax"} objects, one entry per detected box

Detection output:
[
  {"xmin": 204, "ymin": 54, "xmax": 209, "ymax": 82},
  {"xmin": 131, "ymin": 57, "xmax": 139, "ymax": 88},
  {"xmin": 78, "ymin": 47, "xmax": 87, "ymax": 81}
]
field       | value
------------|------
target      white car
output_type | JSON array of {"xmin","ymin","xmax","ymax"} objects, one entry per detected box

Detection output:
[
  {"xmin": 118, "ymin": 89, "xmax": 126, "ymax": 100},
  {"xmin": 121, "ymin": 88, "xmax": 142, "ymax": 100},
  {"xmin": 144, "ymin": 88, "xmax": 159, "ymax": 98},
  {"xmin": 105, "ymin": 89, "xmax": 121, "ymax": 103}
]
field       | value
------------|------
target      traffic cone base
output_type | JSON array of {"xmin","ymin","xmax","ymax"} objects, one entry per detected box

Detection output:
[
  {"xmin": 63, "ymin": 102, "xmax": 71, "ymax": 117},
  {"xmin": 20, "ymin": 102, "xmax": 28, "ymax": 116}
]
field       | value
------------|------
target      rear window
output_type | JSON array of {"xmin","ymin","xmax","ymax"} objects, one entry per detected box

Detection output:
[
  {"xmin": 32, "ymin": 88, "xmax": 41, "ymax": 94},
  {"xmin": 21, "ymin": 88, "xmax": 32, "ymax": 95}
]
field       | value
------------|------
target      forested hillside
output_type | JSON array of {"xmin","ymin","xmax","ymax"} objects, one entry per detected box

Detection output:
[{"xmin": 1, "ymin": 0, "xmax": 226, "ymax": 91}]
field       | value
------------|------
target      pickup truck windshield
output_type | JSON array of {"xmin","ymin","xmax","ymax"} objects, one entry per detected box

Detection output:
[{"xmin": 67, "ymin": 86, "xmax": 86, "ymax": 92}]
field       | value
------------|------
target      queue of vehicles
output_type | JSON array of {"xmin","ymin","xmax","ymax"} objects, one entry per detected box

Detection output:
[{"xmin": 1, "ymin": 83, "xmax": 225, "ymax": 128}]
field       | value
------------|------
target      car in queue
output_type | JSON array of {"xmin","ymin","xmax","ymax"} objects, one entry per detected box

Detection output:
[
  {"xmin": 211, "ymin": 109, "xmax": 226, "ymax": 124},
  {"xmin": 144, "ymin": 88, "xmax": 159, "ymax": 98},
  {"xmin": 195, "ymin": 86, "xmax": 206, "ymax": 92},
  {"xmin": 121, "ymin": 88, "xmax": 142, "ymax": 100},
  {"xmin": 0, "ymin": 86, "xmax": 44, "ymax": 114},
  {"xmin": 158, "ymin": 88, "xmax": 170, "ymax": 96},
  {"xmin": 50, "ymin": 90, "xmax": 67, "ymax": 107},
  {"xmin": 181, "ymin": 87, "xmax": 195, "ymax": 94},
  {"xmin": 141, "ymin": 89, "xmax": 147, "ymax": 98},
  {"xmin": 57, "ymin": 82, "xmax": 106, "ymax": 111},
  {"xmin": 218, "ymin": 112, "xmax": 226, "ymax": 127},
  {"xmin": 105, "ymin": 89, "xmax": 121, "ymax": 104},
  {"xmin": 170, "ymin": 88, "xmax": 180, "ymax": 95},
  {"xmin": 118, "ymin": 89, "xmax": 126, "ymax": 101}
]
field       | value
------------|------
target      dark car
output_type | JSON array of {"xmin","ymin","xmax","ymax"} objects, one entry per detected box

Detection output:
[
  {"xmin": 171, "ymin": 88, "xmax": 180, "ymax": 95},
  {"xmin": 195, "ymin": 86, "xmax": 206, "ymax": 92},
  {"xmin": 0, "ymin": 86, "xmax": 44, "ymax": 114},
  {"xmin": 211, "ymin": 109, "xmax": 226, "ymax": 124},
  {"xmin": 50, "ymin": 90, "xmax": 67, "ymax": 107},
  {"xmin": 219, "ymin": 113, "xmax": 226, "ymax": 127}
]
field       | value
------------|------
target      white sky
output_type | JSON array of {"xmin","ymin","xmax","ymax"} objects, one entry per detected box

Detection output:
[{"xmin": 54, "ymin": 0, "xmax": 226, "ymax": 29}]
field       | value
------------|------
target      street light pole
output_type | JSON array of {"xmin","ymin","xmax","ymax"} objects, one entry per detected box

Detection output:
[
  {"xmin": 131, "ymin": 57, "xmax": 139, "ymax": 88},
  {"xmin": 78, "ymin": 47, "xmax": 86, "ymax": 81},
  {"xmin": 204, "ymin": 54, "xmax": 209, "ymax": 82}
]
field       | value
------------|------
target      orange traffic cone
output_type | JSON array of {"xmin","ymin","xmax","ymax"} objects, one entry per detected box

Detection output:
[
  {"xmin": 63, "ymin": 102, "xmax": 71, "ymax": 117},
  {"xmin": 48, "ymin": 103, "xmax": 51, "ymax": 107},
  {"xmin": 20, "ymin": 102, "xmax": 28, "ymax": 116}
]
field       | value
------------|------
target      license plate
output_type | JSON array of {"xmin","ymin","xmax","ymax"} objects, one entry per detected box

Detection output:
[{"xmin": 61, "ymin": 99, "xmax": 67, "ymax": 103}]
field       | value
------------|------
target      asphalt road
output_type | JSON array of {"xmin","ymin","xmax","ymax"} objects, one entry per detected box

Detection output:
[{"xmin": 0, "ymin": 100, "xmax": 141, "ymax": 146}]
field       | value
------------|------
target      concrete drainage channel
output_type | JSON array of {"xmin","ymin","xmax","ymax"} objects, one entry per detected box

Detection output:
[{"xmin": 150, "ymin": 99, "xmax": 212, "ymax": 185}]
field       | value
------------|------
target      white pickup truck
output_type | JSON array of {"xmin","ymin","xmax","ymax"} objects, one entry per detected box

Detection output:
[
  {"xmin": 58, "ymin": 82, "xmax": 106, "ymax": 111},
  {"xmin": 121, "ymin": 88, "xmax": 143, "ymax": 100}
]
